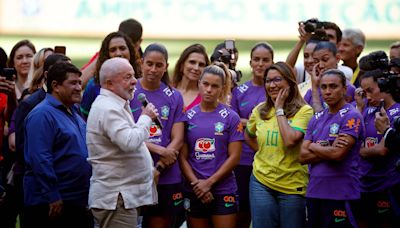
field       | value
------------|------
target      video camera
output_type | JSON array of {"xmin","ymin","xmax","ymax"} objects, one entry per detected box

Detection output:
[
  {"xmin": 0, "ymin": 67, "xmax": 16, "ymax": 81},
  {"xmin": 359, "ymin": 51, "xmax": 400, "ymax": 102},
  {"xmin": 300, "ymin": 18, "xmax": 325, "ymax": 33}
]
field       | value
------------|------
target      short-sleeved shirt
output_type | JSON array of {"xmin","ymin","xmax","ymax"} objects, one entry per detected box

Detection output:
[
  {"xmin": 231, "ymin": 80, "xmax": 266, "ymax": 165},
  {"xmin": 131, "ymin": 81, "xmax": 187, "ymax": 185},
  {"xmin": 359, "ymin": 103, "xmax": 400, "ymax": 192},
  {"xmin": 247, "ymin": 104, "xmax": 313, "ymax": 195},
  {"xmin": 304, "ymin": 103, "xmax": 365, "ymax": 200},
  {"xmin": 184, "ymin": 103, "xmax": 244, "ymax": 194}
]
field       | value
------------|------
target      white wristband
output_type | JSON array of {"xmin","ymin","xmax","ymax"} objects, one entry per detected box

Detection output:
[{"xmin": 276, "ymin": 108, "xmax": 285, "ymax": 116}]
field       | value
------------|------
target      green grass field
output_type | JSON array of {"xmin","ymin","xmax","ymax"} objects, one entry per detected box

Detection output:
[{"xmin": 0, "ymin": 35, "xmax": 397, "ymax": 83}]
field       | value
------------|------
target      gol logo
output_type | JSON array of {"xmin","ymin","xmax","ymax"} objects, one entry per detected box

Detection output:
[
  {"xmin": 172, "ymin": 192, "xmax": 183, "ymax": 201},
  {"xmin": 223, "ymin": 196, "xmax": 235, "ymax": 203},
  {"xmin": 195, "ymin": 138, "xmax": 215, "ymax": 153},
  {"xmin": 333, "ymin": 210, "xmax": 347, "ymax": 217},
  {"xmin": 377, "ymin": 200, "xmax": 390, "ymax": 208}
]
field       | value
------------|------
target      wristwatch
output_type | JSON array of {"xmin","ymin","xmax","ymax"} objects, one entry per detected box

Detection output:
[{"xmin": 276, "ymin": 108, "xmax": 285, "ymax": 116}]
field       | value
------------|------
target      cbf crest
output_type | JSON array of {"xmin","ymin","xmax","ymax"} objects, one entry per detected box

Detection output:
[
  {"xmin": 214, "ymin": 122, "xmax": 224, "ymax": 135},
  {"xmin": 161, "ymin": 106, "xmax": 170, "ymax": 120},
  {"xmin": 329, "ymin": 123, "xmax": 339, "ymax": 137}
]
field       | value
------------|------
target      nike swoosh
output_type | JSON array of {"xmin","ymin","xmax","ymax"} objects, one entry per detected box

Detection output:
[
  {"xmin": 378, "ymin": 208, "xmax": 389, "ymax": 214},
  {"xmin": 174, "ymin": 200, "xmax": 183, "ymax": 206},
  {"xmin": 240, "ymin": 101, "xmax": 249, "ymax": 107},
  {"xmin": 334, "ymin": 218, "xmax": 346, "ymax": 223},
  {"xmin": 131, "ymin": 107, "xmax": 141, "ymax": 113},
  {"xmin": 225, "ymin": 203, "xmax": 234, "ymax": 207},
  {"xmin": 188, "ymin": 125, "xmax": 197, "ymax": 130}
]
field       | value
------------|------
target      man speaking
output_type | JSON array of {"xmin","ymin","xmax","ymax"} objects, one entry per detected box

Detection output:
[{"xmin": 86, "ymin": 58, "xmax": 158, "ymax": 228}]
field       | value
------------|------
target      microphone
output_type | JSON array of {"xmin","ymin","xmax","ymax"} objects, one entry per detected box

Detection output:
[{"xmin": 137, "ymin": 93, "xmax": 163, "ymax": 129}]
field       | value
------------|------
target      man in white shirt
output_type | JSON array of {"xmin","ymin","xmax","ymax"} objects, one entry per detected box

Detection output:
[{"xmin": 86, "ymin": 57, "xmax": 158, "ymax": 228}]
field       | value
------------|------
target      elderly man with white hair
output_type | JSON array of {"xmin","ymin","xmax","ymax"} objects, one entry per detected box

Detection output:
[{"xmin": 86, "ymin": 57, "xmax": 159, "ymax": 228}]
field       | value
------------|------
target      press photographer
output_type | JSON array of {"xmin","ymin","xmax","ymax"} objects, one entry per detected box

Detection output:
[
  {"xmin": 210, "ymin": 41, "xmax": 242, "ymax": 87},
  {"xmin": 359, "ymin": 50, "xmax": 400, "ymax": 102}
]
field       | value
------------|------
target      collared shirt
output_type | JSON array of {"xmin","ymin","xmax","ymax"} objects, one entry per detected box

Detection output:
[
  {"xmin": 24, "ymin": 94, "xmax": 91, "ymax": 206},
  {"xmin": 87, "ymin": 88, "xmax": 157, "ymax": 210}
]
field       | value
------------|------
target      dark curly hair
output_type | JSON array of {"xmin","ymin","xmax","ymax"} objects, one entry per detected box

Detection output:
[{"xmin": 94, "ymin": 31, "xmax": 141, "ymax": 84}]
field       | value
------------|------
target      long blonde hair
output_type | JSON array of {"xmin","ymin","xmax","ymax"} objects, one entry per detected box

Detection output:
[
  {"xmin": 259, "ymin": 62, "xmax": 306, "ymax": 120},
  {"xmin": 27, "ymin": 47, "xmax": 54, "ymax": 93}
]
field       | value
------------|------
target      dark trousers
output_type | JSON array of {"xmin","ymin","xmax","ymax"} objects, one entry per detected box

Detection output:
[
  {"xmin": 24, "ymin": 202, "xmax": 93, "ymax": 228},
  {"xmin": 0, "ymin": 172, "xmax": 24, "ymax": 228}
]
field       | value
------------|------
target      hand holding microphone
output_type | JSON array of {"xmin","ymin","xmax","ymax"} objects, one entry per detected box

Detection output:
[{"xmin": 137, "ymin": 93, "xmax": 164, "ymax": 129}]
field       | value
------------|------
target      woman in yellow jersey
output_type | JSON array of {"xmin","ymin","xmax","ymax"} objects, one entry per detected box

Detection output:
[{"xmin": 245, "ymin": 62, "xmax": 313, "ymax": 228}]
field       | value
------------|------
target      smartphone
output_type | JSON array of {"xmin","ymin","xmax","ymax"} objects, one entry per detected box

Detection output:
[
  {"xmin": 224, "ymin": 39, "xmax": 235, "ymax": 50},
  {"xmin": 0, "ymin": 68, "xmax": 16, "ymax": 80},
  {"xmin": 377, "ymin": 99, "xmax": 385, "ymax": 115},
  {"xmin": 54, "ymin": 46, "xmax": 66, "ymax": 55}
]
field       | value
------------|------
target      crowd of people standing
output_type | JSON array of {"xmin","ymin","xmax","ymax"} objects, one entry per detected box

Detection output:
[{"xmin": 0, "ymin": 17, "xmax": 399, "ymax": 228}]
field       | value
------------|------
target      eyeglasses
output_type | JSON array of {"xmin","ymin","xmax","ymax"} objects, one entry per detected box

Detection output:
[{"xmin": 265, "ymin": 77, "xmax": 283, "ymax": 85}]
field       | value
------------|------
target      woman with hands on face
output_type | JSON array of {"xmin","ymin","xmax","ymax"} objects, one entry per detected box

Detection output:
[
  {"xmin": 179, "ymin": 63, "xmax": 243, "ymax": 228},
  {"xmin": 304, "ymin": 41, "xmax": 356, "ymax": 113},
  {"xmin": 246, "ymin": 62, "xmax": 313, "ymax": 228}
]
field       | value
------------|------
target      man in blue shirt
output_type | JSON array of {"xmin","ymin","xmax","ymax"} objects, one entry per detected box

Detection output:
[{"xmin": 23, "ymin": 62, "xmax": 92, "ymax": 228}]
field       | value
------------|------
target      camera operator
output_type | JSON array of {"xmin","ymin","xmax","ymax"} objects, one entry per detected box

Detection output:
[
  {"xmin": 286, "ymin": 18, "xmax": 353, "ymax": 88},
  {"xmin": 210, "ymin": 42, "xmax": 242, "ymax": 88}
]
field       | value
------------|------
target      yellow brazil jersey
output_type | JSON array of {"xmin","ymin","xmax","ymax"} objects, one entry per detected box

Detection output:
[{"xmin": 246, "ymin": 104, "xmax": 313, "ymax": 195}]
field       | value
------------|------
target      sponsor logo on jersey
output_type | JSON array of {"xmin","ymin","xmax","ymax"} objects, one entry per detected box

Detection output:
[
  {"xmin": 172, "ymin": 192, "xmax": 183, "ymax": 206},
  {"xmin": 187, "ymin": 109, "xmax": 196, "ymax": 120},
  {"xmin": 238, "ymin": 83, "xmax": 249, "ymax": 93},
  {"xmin": 365, "ymin": 137, "xmax": 378, "ymax": 148},
  {"xmin": 219, "ymin": 108, "xmax": 229, "ymax": 118},
  {"xmin": 389, "ymin": 107, "xmax": 399, "ymax": 116},
  {"xmin": 333, "ymin": 209, "xmax": 347, "ymax": 223},
  {"xmin": 163, "ymin": 87, "xmax": 174, "ymax": 97},
  {"xmin": 240, "ymin": 101, "xmax": 249, "ymax": 107},
  {"xmin": 160, "ymin": 105, "xmax": 170, "ymax": 120},
  {"xmin": 194, "ymin": 138, "xmax": 216, "ymax": 160},
  {"xmin": 131, "ymin": 107, "xmax": 141, "ymax": 113},
  {"xmin": 377, "ymin": 200, "xmax": 390, "ymax": 214},
  {"xmin": 339, "ymin": 107, "xmax": 350, "ymax": 117},
  {"xmin": 329, "ymin": 123, "xmax": 339, "ymax": 137},
  {"xmin": 149, "ymin": 124, "xmax": 162, "ymax": 136},
  {"xmin": 223, "ymin": 195, "xmax": 236, "ymax": 208},
  {"xmin": 315, "ymin": 110, "xmax": 324, "ymax": 119},
  {"xmin": 214, "ymin": 122, "xmax": 224, "ymax": 135},
  {"xmin": 188, "ymin": 124, "xmax": 197, "ymax": 130}
]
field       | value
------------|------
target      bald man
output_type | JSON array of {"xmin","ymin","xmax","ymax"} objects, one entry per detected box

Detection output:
[{"xmin": 86, "ymin": 58, "xmax": 158, "ymax": 228}]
